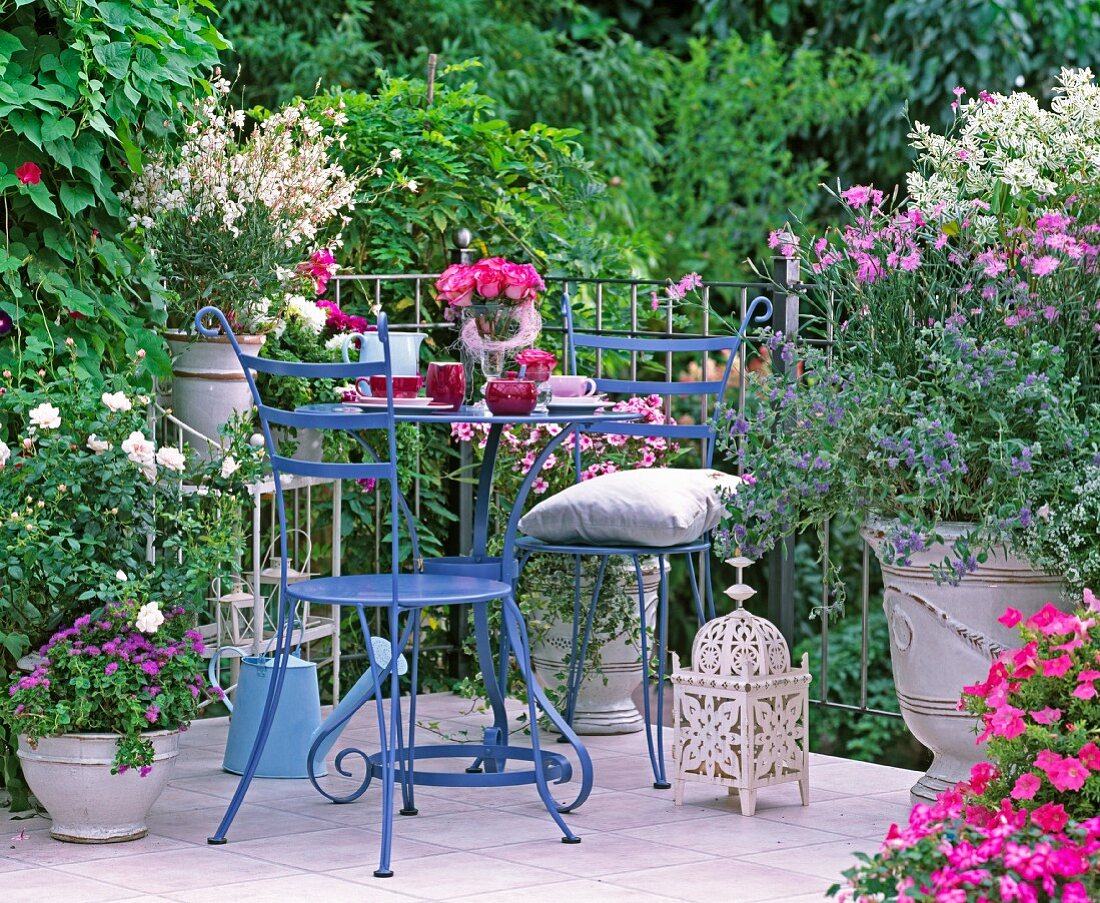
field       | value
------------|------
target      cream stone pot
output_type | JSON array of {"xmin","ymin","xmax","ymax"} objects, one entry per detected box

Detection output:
[
  {"xmin": 531, "ymin": 560, "xmax": 660, "ymax": 735},
  {"xmin": 862, "ymin": 519, "xmax": 1064, "ymax": 805},
  {"xmin": 166, "ymin": 331, "xmax": 265, "ymax": 457},
  {"xmin": 17, "ymin": 731, "xmax": 180, "ymax": 843}
]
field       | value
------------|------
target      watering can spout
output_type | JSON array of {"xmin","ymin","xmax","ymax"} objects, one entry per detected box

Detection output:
[{"xmin": 308, "ymin": 636, "xmax": 409, "ymax": 775}]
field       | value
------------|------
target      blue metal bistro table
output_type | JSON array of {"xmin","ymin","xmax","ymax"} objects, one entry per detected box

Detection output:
[{"xmin": 282, "ymin": 404, "xmax": 640, "ymax": 848}]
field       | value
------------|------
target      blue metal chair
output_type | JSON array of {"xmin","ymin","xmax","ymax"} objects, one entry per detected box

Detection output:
[
  {"xmin": 196, "ymin": 307, "xmax": 584, "ymax": 877},
  {"xmin": 514, "ymin": 291, "xmax": 772, "ymax": 788}
]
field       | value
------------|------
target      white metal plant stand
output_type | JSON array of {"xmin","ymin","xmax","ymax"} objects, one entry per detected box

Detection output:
[{"xmin": 670, "ymin": 557, "xmax": 811, "ymax": 815}]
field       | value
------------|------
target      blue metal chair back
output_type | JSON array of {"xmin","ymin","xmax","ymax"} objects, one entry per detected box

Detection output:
[
  {"xmin": 193, "ymin": 307, "xmax": 412, "ymax": 593},
  {"xmin": 557, "ymin": 289, "xmax": 773, "ymax": 467}
]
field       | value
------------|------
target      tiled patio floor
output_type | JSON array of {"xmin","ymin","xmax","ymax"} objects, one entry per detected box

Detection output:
[{"xmin": 1, "ymin": 692, "xmax": 919, "ymax": 902}]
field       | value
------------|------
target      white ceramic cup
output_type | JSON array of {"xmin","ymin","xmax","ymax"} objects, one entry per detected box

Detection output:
[{"xmin": 548, "ymin": 375, "xmax": 598, "ymax": 397}]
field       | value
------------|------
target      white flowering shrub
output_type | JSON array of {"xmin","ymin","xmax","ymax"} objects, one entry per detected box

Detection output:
[
  {"xmin": 123, "ymin": 74, "xmax": 363, "ymax": 332},
  {"xmin": 1019, "ymin": 465, "xmax": 1100, "ymax": 597},
  {"xmin": 907, "ymin": 67, "xmax": 1100, "ymax": 236}
]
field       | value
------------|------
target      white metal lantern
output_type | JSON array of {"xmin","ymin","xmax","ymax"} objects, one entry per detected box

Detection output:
[{"xmin": 670, "ymin": 559, "xmax": 811, "ymax": 815}]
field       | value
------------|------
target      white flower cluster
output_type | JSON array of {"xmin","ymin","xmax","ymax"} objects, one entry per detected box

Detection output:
[
  {"xmin": 135, "ymin": 600, "xmax": 165, "ymax": 634},
  {"xmin": 907, "ymin": 67, "xmax": 1100, "ymax": 226},
  {"xmin": 1020, "ymin": 465, "xmax": 1100, "ymax": 596},
  {"xmin": 284, "ymin": 294, "xmax": 328, "ymax": 335},
  {"xmin": 122, "ymin": 95, "xmax": 357, "ymax": 249}
]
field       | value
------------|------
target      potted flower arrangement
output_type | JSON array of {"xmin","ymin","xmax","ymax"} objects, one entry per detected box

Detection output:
[
  {"xmin": 722, "ymin": 70, "xmax": 1100, "ymax": 803},
  {"xmin": 453, "ymin": 394, "xmax": 684, "ymax": 732},
  {"xmin": 2, "ymin": 595, "xmax": 218, "ymax": 843},
  {"xmin": 831, "ymin": 590, "xmax": 1100, "ymax": 901},
  {"xmin": 435, "ymin": 256, "xmax": 545, "ymax": 379},
  {"xmin": 0, "ymin": 349, "xmax": 263, "ymax": 813},
  {"xmin": 122, "ymin": 72, "xmax": 367, "ymax": 448}
]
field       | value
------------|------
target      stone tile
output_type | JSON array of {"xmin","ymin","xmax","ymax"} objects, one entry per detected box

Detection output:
[
  {"xmin": 754, "ymin": 795, "xmax": 914, "ymax": 839},
  {"xmin": 740, "ymin": 836, "xmax": 882, "ymax": 881},
  {"xmin": 144, "ymin": 800, "xmax": 336, "ymax": 844},
  {"xmin": 331, "ymin": 850, "xmax": 565, "ymax": 900},
  {"xmin": 275, "ymin": 789, "xmax": 480, "ymax": 826},
  {"xmin": 619, "ymin": 810, "xmax": 846, "ymax": 856},
  {"xmin": 677, "ymin": 782, "xmax": 847, "ymax": 812},
  {"xmin": 55, "ymin": 846, "xmax": 300, "ymax": 894},
  {"xmin": 165, "ymin": 871, "xmax": 426, "ymax": 903},
  {"xmin": 589, "ymin": 755, "xmax": 664, "ymax": 791},
  {"xmin": 167, "ymin": 771, "xmax": 320, "ymax": 804},
  {"xmin": 7, "ymin": 831, "xmax": 189, "ymax": 868},
  {"xmin": 0, "ymin": 867, "xmax": 147, "ymax": 902},
  {"xmin": 482, "ymin": 831, "xmax": 717, "ymax": 878},
  {"xmin": 809, "ymin": 760, "xmax": 919, "ymax": 796},
  {"xmin": 449, "ymin": 877, "xmax": 684, "ymax": 902},
  {"xmin": 0, "ymin": 855, "xmax": 33, "ymax": 873},
  {"xmin": 608, "ymin": 859, "xmax": 830, "ymax": 903},
  {"xmin": 505, "ymin": 788, "xmax": 718, "ymax": 833},
  {"xmin": 376, "ymin": 809, "xmax": 586, "ymax": 852},
  {"xmin": 227, "ymin": 825, "xmax": 451, "ymax": 871}
]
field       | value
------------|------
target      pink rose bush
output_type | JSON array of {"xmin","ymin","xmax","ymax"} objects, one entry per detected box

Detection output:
[{"xmin": 833, "ymin": 591, "xmax": 1100, "ymax": 901}]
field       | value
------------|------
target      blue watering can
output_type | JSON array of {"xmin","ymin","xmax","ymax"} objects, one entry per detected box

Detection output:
[{"xmin": 211, "ymin": 637, "xmax": 408, "ymax": 779}]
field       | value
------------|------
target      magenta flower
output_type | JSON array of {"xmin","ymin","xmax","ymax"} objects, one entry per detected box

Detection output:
[{"xmin": 1010, "ymin": 772, "xmax": 1041, "ymax": 800}]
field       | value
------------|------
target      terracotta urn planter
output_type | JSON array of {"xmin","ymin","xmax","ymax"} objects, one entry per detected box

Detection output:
[
  {"xmin": 17, "ymin": 730, "xmax": 180, "ymax": 843},
  {"xmin": 166, "ymin": 330, "xmax": 265, "ymax": 457},
  {"xmin": 862, "ymin": 519, "xmax": 1064, "ymax": 804}
]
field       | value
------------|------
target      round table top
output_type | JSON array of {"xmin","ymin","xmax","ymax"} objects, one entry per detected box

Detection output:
[{"xmin": 298, "ymin": 402, "xmax": 644, "ymax": 426}]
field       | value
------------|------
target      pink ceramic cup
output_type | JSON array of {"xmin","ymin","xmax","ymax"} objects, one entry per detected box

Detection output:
[{"xmin": 548, "ymin": 375, "xmax": 598, "ymax": 398}]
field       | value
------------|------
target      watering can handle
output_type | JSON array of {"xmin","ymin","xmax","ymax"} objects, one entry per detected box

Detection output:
[{"xmin": 208, "ymin": 645, "xmax": 249, "ymax": 713}]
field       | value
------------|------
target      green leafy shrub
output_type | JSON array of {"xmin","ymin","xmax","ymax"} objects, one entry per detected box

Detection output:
[{"xmin": 0, "ymin": 0, "xmax": 223, "ymax": 381}]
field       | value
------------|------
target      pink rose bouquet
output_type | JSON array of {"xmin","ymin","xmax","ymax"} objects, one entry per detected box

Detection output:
[{"xmin": 434, "ymin": 257, "xmax": 545, "ymax": 310}]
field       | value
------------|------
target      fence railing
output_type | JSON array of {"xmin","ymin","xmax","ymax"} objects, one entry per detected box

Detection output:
[{"xmin": 326, "ymin": 243, "xmax": 902, "ymax": 726}]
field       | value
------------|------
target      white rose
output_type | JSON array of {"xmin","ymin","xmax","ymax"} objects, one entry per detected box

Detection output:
[
  {"xmin": 121, "ymin": 430, "xmax": 154, "ymax": 462},
  {"xmin": 0, "ymin": 439, "xmax": 9, "ymax": 469},
  {"xmin": 389, "ymin": 147, "xmax": 402, "ymax": 160},
  {"xmin": 221, "ymin": 455, "xmax": 241, "ymax": 479},
  {"xmin": 86, "ymin": 434, "xmax": 111, "ymax": 454},
  {"xmin": 135, "ymin": 601, "xmax": 165, "ymax": 634},
  {"xmin": 28, "ymin": 402, "xmax": 61, "ymax": 430},
  {"xmin": 155, "ymin": 446, "xmax": 186, "ymax": 473},
  {"xmin": 101, "ymin": 391, "xmax": 133, "ymax": 413}
]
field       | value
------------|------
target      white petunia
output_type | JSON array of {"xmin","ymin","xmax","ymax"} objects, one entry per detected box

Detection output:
[
  {"xmin": 135, "ymin": 601, "xmax": 165, "ymax": 634},
  {"xmin": 220, "ymin": 455, "xmax": 241, "ymax": 479},
  {"xmin": 101, "ymin": 391, "xmax": 133, "ymax": 413},
  {"xmin": 29, "ymin": 403, "xmax": 61, "ymax": 431},
  {"xmin": 155, "ymin": 446, "xmax": 186, "ymax": 473},
  {"xmin": 285, "ymin": 295, "xmax": 328, "ymax": 335},
  {"xmin": 0, "ymin": 439, "xmax": 9, "ymax": 468},
  {"xmin": 86, "ymin": 434, "xmax": 111, "ymax": 454},
  {"xmin": 116, "ymin": 570, "xmax": 128, "ymax": 582}
]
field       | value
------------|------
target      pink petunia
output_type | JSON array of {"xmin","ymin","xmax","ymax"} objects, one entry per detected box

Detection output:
[
  {"xmin": 1031, "ymin": 802, "xmax": 1069, "ymax": 833},
  {"xmin": 1077, "ymin": 742, "xmax": 1100, "ymax": 770},
  {"xmin": 1010, "ymin": 772, "xmax": 1041, "ymax": 800},
  {"xmin": 1046, "ymin": 756, "xmax": 1089, "ymax": 792},
  {"xmin": 1030, "ymin": 707, "xmax": 1062, "ymax": 725},
  {"xmin": 997, "ymin": 607, "xmax": 1023, "ymax": 628},
  {"xmin": 1040, "ymin": 655, "xmax": 1074, "ymax": 678}
]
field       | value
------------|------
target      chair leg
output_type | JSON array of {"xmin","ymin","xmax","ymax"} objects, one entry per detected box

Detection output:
[
  {"xmin": 684, "ymin": 551, "xmax": 706, "ymax": 626},
  {"xmin": 652, "ymin": 556, "xmax": 671, "ymax": 789},
  {"xmin": 632, "ymin": 555, "xmax": 659, "ymax": 787},
  {"xmin": 399, "ymin": 613, "xmax": 420, "ymax": 816},
  {"xmin": 208, "ymin": 600, "xmax": 296, "ymax": 844},
  {"xmin": 562, "ymin": 555, "xmax": 607, "ymax": 733},
  {"xmin": 702, "ymin": 546, "xmax": 716, "ymax": 622},
  {"xmin": 502, "ymin": 594, "xmax": 582, "ymax": 843},
  {"xmin": 372, "ymin": 606, "xmax": 402, "ymax": 878}
]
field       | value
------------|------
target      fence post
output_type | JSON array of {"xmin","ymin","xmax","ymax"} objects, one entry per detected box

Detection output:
[
  {"xmin": 767, "ymin": 254, "xmax": 800, "ymax": 649},
  {"xmin": 451, "ymin": 229, "xmax": 475, "ymax": 679}
]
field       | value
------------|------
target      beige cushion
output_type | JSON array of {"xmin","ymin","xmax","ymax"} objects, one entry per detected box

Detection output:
[{"xmin": 518, "ymin": 468, "xmax": 740, "ymax": 548}]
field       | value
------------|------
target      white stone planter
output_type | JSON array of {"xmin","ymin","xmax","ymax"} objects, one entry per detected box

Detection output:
[
  {"xmin": 531, "ymin": 560, "xmax": 660, "ymax": 734},
  {"xmin": 862, "ymin": 519, "xmax": 1064, "ymax": 805},
  {"xmin": 17, "ymin": 731, "xmax": 180, "ymax": 843},
  {"xmin": 166, "ymin": 331, "xmax": 265, "ymax": 457},
  {"xmin": 270, "ymin": 427, "xmax": 324, "ymax": 462}
]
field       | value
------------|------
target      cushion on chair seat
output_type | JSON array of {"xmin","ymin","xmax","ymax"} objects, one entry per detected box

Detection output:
[{"xmin": 517, "ymin": 468, "xmax": 741, "ymax": 548}]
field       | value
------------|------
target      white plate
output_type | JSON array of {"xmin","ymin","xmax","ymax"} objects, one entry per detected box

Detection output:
[
  {"xmin": 547, "ymin": 396, "xmax": 613, "ymax": 411},
  {"xmin": 349, "ymin": 395, "xmax": 438, "ymax": 408}
]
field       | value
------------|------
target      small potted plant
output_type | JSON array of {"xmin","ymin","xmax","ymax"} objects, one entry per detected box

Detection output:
[
  {"xmin": 123, "ymin": 73, "xmax": 368, "ymax": 448},
  {"xmin": 2, "ymin": 594, "xmax": 219, "ymax": 842}
]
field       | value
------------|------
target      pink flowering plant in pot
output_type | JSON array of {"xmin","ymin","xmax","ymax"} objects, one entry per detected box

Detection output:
[
  {"xmin": 2, "ymin": 595, "xmax": 216, "ymax": 775},
  {"xmin": 451, "ymin": 395, "xmax": 685, "ymax": 700},
  {"xmin": 831, "ymin": 591, "xmax": 1100, "ymax": 901}
]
